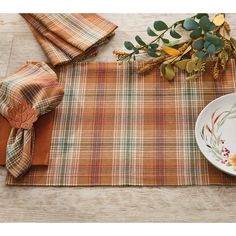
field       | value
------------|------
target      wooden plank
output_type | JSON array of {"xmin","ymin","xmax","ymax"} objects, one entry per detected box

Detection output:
[
  {"xmin": 0, "ymin": 184, "xmax": 236, "ymax": 222},
  {"xmin": 0, "ymin": 33, "xmax": 14, "ymax": 78},
  {"xmin": 0, "ymin": 14, "xmax": 30, "ymax": 33},
  {"xmin": 6, "ymin": 33, "xmax": 47, "ymax": 76}
]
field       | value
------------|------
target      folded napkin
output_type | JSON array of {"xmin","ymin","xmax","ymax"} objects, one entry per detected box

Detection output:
[
  {"xmin": 0, "ymin": 110, "xmax": 55, "ymax": 167},
  {"xmin": 21, "ymin": 14, "xmax": 118, "ymax": 66},
  {"xmin": 0, "ymin": 62, "xmax": 64, "ymax": 178}
]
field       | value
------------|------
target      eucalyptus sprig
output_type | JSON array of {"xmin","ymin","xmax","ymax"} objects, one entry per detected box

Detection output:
[{"xmin": 113, "ymin": 13, "xmax": 236, "ymax": 81}]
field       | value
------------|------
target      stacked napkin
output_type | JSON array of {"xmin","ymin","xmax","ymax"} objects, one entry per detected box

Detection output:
[
  {"xmin": 21, "ymin": 14, "xmax": 118, "ymax": 66},
  {"xmin": 0, "ymin": 62, "xmax": 64, "ymax": 178}
]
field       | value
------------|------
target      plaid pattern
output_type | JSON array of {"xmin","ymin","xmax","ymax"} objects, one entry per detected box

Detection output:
[
  {"xmin": 21, "ymin": 14, "xmax": 118, "ymax": 66},
  {"xmin": 6, "ymin": 61, "xmax": 236, "ymax": 185},
  {"xmin": 0, "ymin": 62, "xmax": 64, "ymax": 178}
]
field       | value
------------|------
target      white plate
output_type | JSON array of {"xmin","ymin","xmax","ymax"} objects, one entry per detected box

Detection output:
[{"xmin": 195, "ymin": 93, "xmax": 236, "ymax": 176}]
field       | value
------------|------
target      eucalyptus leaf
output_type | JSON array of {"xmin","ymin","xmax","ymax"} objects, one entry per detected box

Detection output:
[
  {"xmin": 192, "ymin": 39, "xmax": 205, "ymax": 50},
  {"xmin": 205, "ymin": 33, "xmax": 223, "ymax": 46},
  {"xmin": 215, "ymin": 40, "xmax": 224, "ymax": 50},
  {"xmin": 206, "ymin": 44, "xmax": 216, "ymax": 54},
  {"xmin": 183, "ymin": 18, "xmax": 199, "ymax": 31},
  {"xmin": 154, "ymin": 21, "xmax": 168, "ymax": 31},
  {"xmin": 195, "ymin": 51, "xmax": 209, "ymax": 58},
  {"xmin": 204, "ymin": 41, "xmax": 211, "ymax": 49},
  {"xmin": 147, "ymin": 48, "xmax": 159, "ymax": 57},
  {"xmin": 209, "ymin": 22, "xmax": 216, "ymax": 31},
  {"xmin": 147, "ymin": 27, "xmax": 157, "ymax": 36},
  {"xmin": 190, "ymin": 27, "xmax": 202, "ymax": 39},
  {"xmin": 124, "ymin": 41, "xmax": 134, "ymax": 50},
  {"xmin": 135, "ymin": 35, "xmax": 146, "ymax": 46},
  {"xmin": 199, "ymin": 15, "xmax": 212, "ymax": 31},
  {"xmin": 196, "ymin": 13, "xmax": 209, "ymax": 19},
  {"xmin": 170, "ymin": 30, "xmax": 182, "ymax": 39},
  {"xmin": 165, "ymin": 64, "xmax": 175, "ymax": 81}
]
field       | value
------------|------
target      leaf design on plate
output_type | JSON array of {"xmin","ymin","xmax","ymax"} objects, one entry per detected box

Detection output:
[
  {"xmin": 7, "ymin": 100, "xmax": 39, "ymax": 129},
  {"xmin": 201, "ymin": 101, "xmax": 236, "ymax": 165}
]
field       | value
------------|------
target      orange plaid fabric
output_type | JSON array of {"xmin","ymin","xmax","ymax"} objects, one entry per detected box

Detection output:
[
  {"xmin": 6, "ymin": 61, "xmax": 236, "ymax": 186},
  {"xmin": 21, "ymin": 14, "xmax": 118, "ymax": 66}
]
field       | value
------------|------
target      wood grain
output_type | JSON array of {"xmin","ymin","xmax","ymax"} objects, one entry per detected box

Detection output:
[{"xmin": 1, "ymin": 13, "xmax": 236, "ymax": 223}]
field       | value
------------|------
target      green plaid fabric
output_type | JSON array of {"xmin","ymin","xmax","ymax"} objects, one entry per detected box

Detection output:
[{"xmin": 5, "ymin": 61, "xmax": 236, "ymax": 185}]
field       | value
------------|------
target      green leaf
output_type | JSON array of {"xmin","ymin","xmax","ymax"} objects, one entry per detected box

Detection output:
[
  {"xmin": 135, "ymin": 35, "xmax": 146, "ymax": 46},
  {"xmin": 154, "ymin": 21, "xmax": 168, "ymax": 31},
  {"xmin": 194, "ymin": 51, "xmax": 209, "ymax": 58},
  {"xmin": 170, "ymin": 30, "xmax": 182, "ymax": 39},
  {"xmin": 133, "ymin": 47, "xmax": 139, "ymax": 54},
  {"xmin": 124, "ymin": 41, "xmax": 134, "ymax": 50},
  {"xmin": 183, "ymin": 18, "xmax": 199, "ymax": 31},
  {"xmin": 204, "ymin": 41, "xmax": 211, "ymax": 49},
  {"xmin": 147, "ymin": 48, "xmax": 159, "ymax": 57},
  {"xmin": 196, "ymin": 13, "xmax": 209, "ymax": 19},
  {"xmin": 215, "ymin": 40, "xmax": 224, "ymax": 51},
  {"xmin": 164, "ymin": 40, "xmax": 181, "ymax": 47},
  {"xmin": 149, "ymin": 43, "xmax": 159, "ymax": 49},
  {"xmin": 175, "ymin": 59, "xmax": 191, "ymax": 70},
  {"xmin": 192, "ymin": 39, "xmax": 205, "ymax": 50},
  {"xmin": 161, "ymin": 38, "xmax": 170, "ymax": 43},
  {"xmin": 160, "ymin": 63, "xmax": 166, "ymax": 76},
  {"xmin": 165, "ymin": 64, "xmax": 175, "ymax": 81},
  {"xmin": 205, "ymin": 33, "xmax": 224, "ymax": 46},
  {"xmin": 186, "ymin": 60, "xmax": 196, "ymax": 73},
  {"xmin": 206, "ymin": 44, "xmax": 216, "ymax": 54},
  {"xmin": 190, "ymin": 27, "xmax": 202, "ymax": 39},
  {"xmin": 147, "ymin": 27, "xmax": 157, "ymax": 36},
  {"xmin": 209, "ymin": 22, "xmax": 216, "ymax": 31},
  {"xmin": 199, "ymin": 16, "xmax": 215, "ymax": 32}
]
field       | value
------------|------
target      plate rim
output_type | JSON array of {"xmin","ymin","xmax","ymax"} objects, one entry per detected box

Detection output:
[{"xmin": 195, "ymin": 92, "xmax": 236, "ymax": 176}]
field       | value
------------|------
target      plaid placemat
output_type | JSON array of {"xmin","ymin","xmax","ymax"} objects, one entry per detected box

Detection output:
[
  {"xmin": 6, "ymin": 61, "xmax": 236, "ymax": 186},
  {"xmin": 21, "ymin": 14, "xmax": 118, "ymax": 66}
]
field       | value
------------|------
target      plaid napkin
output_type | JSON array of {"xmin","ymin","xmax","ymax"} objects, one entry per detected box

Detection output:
[
  {"xmin": 0, "ymin": 62, "xmax": 64, "ymax": 178},
  {"xmin": 6, "ymin": 61, "xmax": 236, "ymax": 186},
  {"xmin": 0, "ymin": 110, "xmax": 55, "ymax": 167},
  {"xmin": 21, "ymin": 14, "xmax": 118, "ymax": 66}
]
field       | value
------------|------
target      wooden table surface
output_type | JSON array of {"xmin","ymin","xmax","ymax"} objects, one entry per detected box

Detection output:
[{"xmin": 1, "ymin": 13, "xmax": 236, "ymax": 223}]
